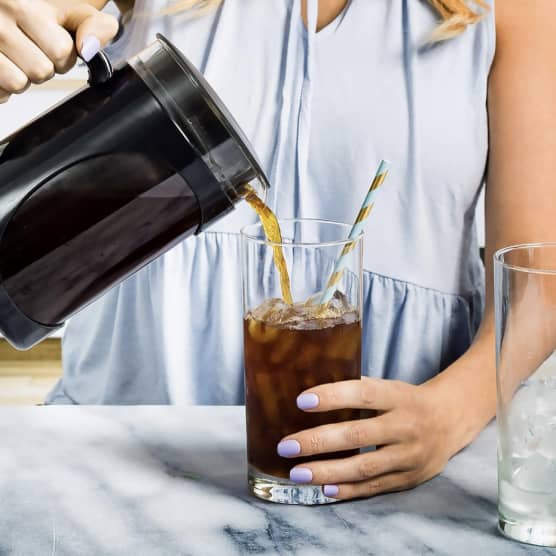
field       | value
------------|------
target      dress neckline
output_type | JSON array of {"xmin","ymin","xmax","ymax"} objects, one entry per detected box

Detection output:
[{"xmin": 300, "ymin": 0, "xmax": 352, "ymax": 40}]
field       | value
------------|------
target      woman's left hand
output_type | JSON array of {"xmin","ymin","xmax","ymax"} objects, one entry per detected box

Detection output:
[{"xmin": 277, "ymin": 377, "xmax": 458, "ymax": 500}]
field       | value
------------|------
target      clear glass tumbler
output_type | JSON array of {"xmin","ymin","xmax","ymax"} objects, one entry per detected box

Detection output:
[
  {"xmin": 241, "ymin": 219, "xmax": 363, "ymax": 505},
  {"xmin": 495, "ymin": 243, "xmax": 556, "ymax": 546}
]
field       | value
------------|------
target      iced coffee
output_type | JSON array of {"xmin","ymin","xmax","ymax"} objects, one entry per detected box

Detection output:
[
  {"xmin": 241, "ymin": 217, "xmax": 363, "ymax": 504},
  {"xmin": 244, "ymin": 293, "xmax": 361, "ymax": 479}
]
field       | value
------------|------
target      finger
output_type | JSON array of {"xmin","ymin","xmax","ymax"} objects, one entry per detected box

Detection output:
[
  {"xmin": 0, "ymin": 89, "xmax": 11, "ymax": 103},
  {"xmin": 278, "ymin": 413, "xmax": 406, "ymax": 457},
  {"xmin": 60, "ymin": 5, "xmax": 119, "ymax": 60},
  {"xmin": 323, "ymin": 471, "xmax": 422, "ymax": 501},
  {"xmin": 0, "ymin": 52, "xmax": 29, "ymax": 93},
  {"xmin": 289, "ymin": 446, "xmax": 413, "ymax": 485},
  {"xmin": 297, "ymin": 377, "xmax": 409, "ymax": 412},
  {"xmin": 0, "ymin": 25, "xmax": 54, "ymax": 83},
  {"xmin": 18, "ymin": 13, "xmax": 76, "ymax": 74}
]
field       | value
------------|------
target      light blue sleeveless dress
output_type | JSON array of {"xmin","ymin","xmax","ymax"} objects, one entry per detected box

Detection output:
[{"xmin": 46, "ymin": 0, "xmax": 495, "ymax": 404}]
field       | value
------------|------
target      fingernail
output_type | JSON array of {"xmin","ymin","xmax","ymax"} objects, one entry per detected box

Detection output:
[
  {"xmin": 296, "ymin": 393, "xmax": 319, "ymax": 410},
  {"xmin": 323, "ymin": 484, "xmax": 339, "ymax": 497},
  {"xmin": 277, "ymin": 439, "xmax": 301, "ymax": 457},
  {"xmin": 81, "ymin": 35, "xmax": 101, "ymax": 62},
  {"xmin": 290, "ymin": 467, "xmax": 313, "ymax": 483}
]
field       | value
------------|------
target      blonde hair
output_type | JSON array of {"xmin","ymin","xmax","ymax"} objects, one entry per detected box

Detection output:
[
  {"xmin": 428, "ymin": 0, "xmax": 489, "ymax": 41},
  {"xmin": 162, "ymin": 0, "xmax": 490, "ymax": 41}
]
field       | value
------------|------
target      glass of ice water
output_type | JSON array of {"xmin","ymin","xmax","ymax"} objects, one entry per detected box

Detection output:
[{"xmin": 495, "ymin": 243, "xmax": 556, "ymax": 546}]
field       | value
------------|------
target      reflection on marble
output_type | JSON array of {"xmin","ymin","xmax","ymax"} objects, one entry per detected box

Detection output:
[{"xmin": 0, "ymin": 407, "xmax": 552, "ymax": 555}]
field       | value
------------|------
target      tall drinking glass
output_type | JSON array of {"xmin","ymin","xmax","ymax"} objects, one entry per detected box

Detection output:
[
  {"xmin": 241, "ymin": 219, "xmax": 363, "ymax": 505},
  {"xmin": 495, "ymin": 243, "xmax": 556, "ymax": 546}
]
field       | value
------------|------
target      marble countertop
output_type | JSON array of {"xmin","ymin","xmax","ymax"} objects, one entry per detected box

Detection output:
[{"xmin": 0, "ymin": 406, "xmax": 553, "ymax": 556}]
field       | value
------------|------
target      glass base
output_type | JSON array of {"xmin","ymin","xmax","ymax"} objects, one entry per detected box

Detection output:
[
  {"xmin": 498, "ymin": 516, "xmax": 556, "ymax": 547},
  {"xmin": 248, "ymin": 466, "xmax": 338, "ymax": 505}
]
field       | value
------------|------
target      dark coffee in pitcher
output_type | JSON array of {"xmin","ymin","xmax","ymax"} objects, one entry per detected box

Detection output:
[{"xmin": 0, "ymin": 35, "xmax": 268, "ymax": 349}]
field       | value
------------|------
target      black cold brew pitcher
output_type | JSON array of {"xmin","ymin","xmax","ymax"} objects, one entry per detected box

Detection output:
[{"xmin": 0, "ymin": 35, "xmax": 269, "ymax": 349}]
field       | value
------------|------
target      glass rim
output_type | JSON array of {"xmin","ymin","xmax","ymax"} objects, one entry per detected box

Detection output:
[
  {"xmin": 240, "ymin": 218, "xmax": 363, "ymax": 248},
  {"xmin": 494, "ymin": 242, "xmax": 556, "ymax": 275}
]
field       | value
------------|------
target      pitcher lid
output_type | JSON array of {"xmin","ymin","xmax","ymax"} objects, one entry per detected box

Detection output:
[{"xmin": 129, "ymin": 34, "xmax": 269, "ymax": 202}]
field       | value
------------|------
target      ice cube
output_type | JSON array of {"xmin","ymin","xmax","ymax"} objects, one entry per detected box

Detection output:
[
  {"xmin": 270, "ymin": 334, "xmax": 297, "ymax": 364},
  {"xmin": 512, "ymin": 453, "xmax": 556, "ymax": 493},
  {"xmin": 251, "ymin": 298, "xmax": 290, "ymax": 323},
  {"xmin": 256, "ymin": 298, "xmax": 312, "ymax": 327},
  {"xmin": 251, "ymin": 292, "xmax": 357, "ymax": 331},
  {"xmin": 509, "ymin": 420, "xmax": 541, "ymax": 458},
  {"xmin": 247, "ymin": 317, "xmax": 280, "ymax": 343},
  {"xmin": 537, "ymin": 420, "xmax": 556, "ymax": 460},
  {"xmin": 499, "ymin": 478, "xmax": 554, "ymax": 519},
  {"xmin": 537, "ymin": 377, "xmax": 556, "ymax": 417},
  {"xmin": 321, "ymin": 291, "xmax": 351, "ymax": 318},
  {"xmin": 304, "ymin": 290, "xmax": 348, "ymax": 309},
  {"xmin": 508, "ymin": 383, "xmax": 541, "ymax": 457},
  {"xmin": 510, "ymin": 375, "xmax": 556, "ymax": 415},
  {"xmin": 255, "ymin": 373, "xmax": 281, "ymax": 423},
  {"xmin": 507, "ymin": 378, "xmax": 556, "ymax": 459},
  {"xmin": 499, "ymin": 478, "xmax": 530, "ymax": 515},
  {"xmin": 332, "ymin": 329, "xmax": 361, "ymax": 361},
  {"xmin": 510, "ymin": 381, "xmax": 539, "ymax": 418},
  {"xmin": 296, "ymin": 344, "xmax": 320, "ymax": 369}
]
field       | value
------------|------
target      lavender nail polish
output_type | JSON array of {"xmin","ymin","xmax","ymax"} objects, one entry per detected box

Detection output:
[
  {"xmin": 296, "ymin": 393, "xmax": 319, "ymax": 410},
  {"xmin": 323, "ymin": 485, "xmax": 339, "ymax": 497},
  {"xmin": 277, "ymin": 439, "xmax": 301, "ymax": 457},
  {"xmin": 81, "ymin": 35, "xmax": 101, "ymax": 62},
  {"xmin": 290, "ymin": 467, "xmax": 313, "ymax": 483}
]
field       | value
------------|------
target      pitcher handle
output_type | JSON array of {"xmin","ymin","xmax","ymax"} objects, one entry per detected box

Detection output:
[
  {"xmin": 70, "ymin": 31, "xmax": 114, "ymax": 85},
  {"xmin": 84, "ymin": 50, "xmax": 113, "ymax": 85}
]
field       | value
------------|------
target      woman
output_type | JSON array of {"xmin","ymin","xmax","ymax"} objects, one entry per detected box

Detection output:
[{"xmin": 0, "ymin": 0, "xmax": 553, "ymax": 500}]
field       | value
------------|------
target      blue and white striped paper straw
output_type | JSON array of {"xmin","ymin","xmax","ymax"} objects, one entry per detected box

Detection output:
[{"xmin": 319, "ymin": 159, "xmax": 391, "ymax": 306}]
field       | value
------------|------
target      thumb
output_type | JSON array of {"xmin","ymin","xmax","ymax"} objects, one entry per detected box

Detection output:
[{"xmin": 60, "ymin": 5, "xmax": 119, "ymax": 61}]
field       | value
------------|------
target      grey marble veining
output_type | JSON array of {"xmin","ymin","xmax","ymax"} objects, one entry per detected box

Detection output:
[{"xmin": 0, "ymin": 406, "xmax": 553, "ymax": 556}]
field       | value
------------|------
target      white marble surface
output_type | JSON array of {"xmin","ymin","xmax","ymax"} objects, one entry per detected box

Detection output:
[{"xmin": 0, "ymin": 406, "xmax": 552, "ymax": 556}]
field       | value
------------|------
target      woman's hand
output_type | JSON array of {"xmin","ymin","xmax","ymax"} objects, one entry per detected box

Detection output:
[
  {"xmin": 0, "ymin": 0, "xmax": 118, "ymax": 103},
  {"xmin": 277, "ymin": 377, "xmax": 460, "ymax": 500}
]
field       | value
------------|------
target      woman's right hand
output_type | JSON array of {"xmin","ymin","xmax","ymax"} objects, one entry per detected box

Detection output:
[{"xmin": 0, "ymin": 0, "xmax": 119, "ymax": 103}]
